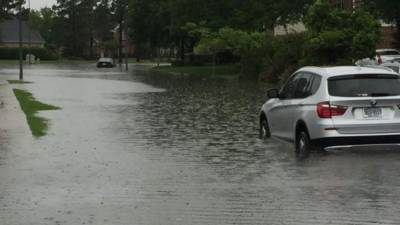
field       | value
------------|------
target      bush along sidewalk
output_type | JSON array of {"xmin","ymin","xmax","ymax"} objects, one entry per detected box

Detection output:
[{"xmin": 13, "ymin": 89, "xmax": 60, "ymax": 137}]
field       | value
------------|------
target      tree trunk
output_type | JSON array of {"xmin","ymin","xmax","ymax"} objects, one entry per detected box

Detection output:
[
  {"xmin": 180, "ymin": 38, "xmax": 185, "ymax": 65},
  {"xmin": 90, "ymin": 36, "xmax": 94, "ymax": 59}
]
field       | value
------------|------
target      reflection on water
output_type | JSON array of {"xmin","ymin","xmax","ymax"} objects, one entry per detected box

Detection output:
[{"xmin": 0, "ymin": 64, "xmax": 400, "ymax": 225}]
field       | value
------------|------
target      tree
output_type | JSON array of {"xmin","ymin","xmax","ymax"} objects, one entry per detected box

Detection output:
[
  {"xmin": 28, "ymin": 8, "xmax": 58, "ymax": 47},
  {"xmin": 195, "ymin": 27, "xmax": 266, "ymax": 76},
  {"xmin": 361, "ymin": 0, "xmax": 400, "ymax": 48},
  {"xmin": 0, "ymin": 0, "xmax": 23, "ymax": 19},
  {"xmin": 127, "ymin": 0, "xmax": 313, "ymax": 62},
  {"xmin": 53, "ymin": 0, "xmax": 96, "ymax": 57},
  {"xmin": 304, "ymin": 0, "xmax": 381, "ymax": 65},
  {"xmin": 112, "ymin": 0, "xmax": 128, "ymax": 63}
]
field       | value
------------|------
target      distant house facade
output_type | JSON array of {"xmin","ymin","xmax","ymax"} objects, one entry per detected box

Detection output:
[
  {"xmin": 275, "ymin": 0, "xmax": 397, "ymax": 49},
  {"xmin": 111, "ymin": 24, "xmax": 135, "ymax": 58},
  {"xmin": 0, "ymin": 17, "xmax": 45, "ymax": 48},
  {"xmin": 329, "ymin": 0, "xmax": 360, "ymax": 9}
]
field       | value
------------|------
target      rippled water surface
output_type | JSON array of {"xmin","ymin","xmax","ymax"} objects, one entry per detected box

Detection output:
[{"xmin": 1, "ymin": 64, "xmax": 400, "ymax": 225}]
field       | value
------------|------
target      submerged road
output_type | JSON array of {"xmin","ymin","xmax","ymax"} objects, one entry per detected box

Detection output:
[{"xmin": 1, "ymin": 64, "xmax": 400, "ymax": 225}]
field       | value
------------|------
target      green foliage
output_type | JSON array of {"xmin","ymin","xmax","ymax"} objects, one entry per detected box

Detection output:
[
  {"xmin": 13, "ymin": 89, "xmax": 60, "ymax": 137},
  {"xmin": 304, "ymin": 0, "xmax": 381, "ymax": 65},
  {"xmin": 28, "ymin": 8, "xmax": 59, "ymax": 48},
  {"xmin": 155, "ymin": 65, "xmax": 239, "ymax": 79},
  {"xmin": 195, "ymin": 27, "xmax": 265, "ymax": 56},
  {"xmin": 0, "ymin": 0, "xmax": 23, "ymax": 20},
  {"xmin": 361, "ymin": 0, "xmax": 400, "ymax": 48},
  {"xmin": 52, "ymin": 0, "xmax": 115, "ymax": 58},
  {"xmin": 8, "ymin": 80, "xmax": 33, "ymax": 84},
  {"xmin": 263, "ymin": 33, "xmax": 307, "ymax": 83},
  {"xmin": 194, "ymin": 27, "xmax": 268, "ymax": 79},
  {"xmin": 128, "ymin": 0, "xmax": 313, "ymax": 60},
  {"xmin": 0, "ymin": 47, "xmax": 58, "ymax": 60}
]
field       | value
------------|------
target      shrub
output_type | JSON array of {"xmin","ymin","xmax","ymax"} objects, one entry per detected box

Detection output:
[
  {"xmin": 256, "ymin": 33, "xmax": 306, "ymax": 83},
  {"xmin": 0, "ymin": 47, "xmax": 59, "ymax": 60}
]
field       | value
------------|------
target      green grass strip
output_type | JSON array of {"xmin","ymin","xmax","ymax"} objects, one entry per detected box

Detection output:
[
  {"xmin": 8, "ymin": 80, "xmax": 33, "ymax": 84},
  {"xmin": 13, "ymin": 89, "xmax": 60, "ymax": 137}
]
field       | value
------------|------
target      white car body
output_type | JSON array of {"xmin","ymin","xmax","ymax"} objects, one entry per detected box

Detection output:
[
  {"xmin": 356, "ymin": 49, "xmax": 400, "ymax": 66},
  {"xmin": 260, "ymin": 66, "xmax": 400, "ymax": 155}
]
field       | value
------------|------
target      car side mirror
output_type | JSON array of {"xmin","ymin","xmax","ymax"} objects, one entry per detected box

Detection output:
[{"xmin": 267, "ymin": 89, "xmax": 279, "ymax": 99}]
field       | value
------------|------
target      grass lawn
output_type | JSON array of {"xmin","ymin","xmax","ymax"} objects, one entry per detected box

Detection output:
[
  {"xmin": 8, "ymin": 80, "xmax": 33, "ymax": 84},
  {"xmin": 154, "ymin": 65, "xmax": 240, "ymax": 79},
  {"xmin": 13, "ymin": 89, "xmax": 60, "ymax": 137}
]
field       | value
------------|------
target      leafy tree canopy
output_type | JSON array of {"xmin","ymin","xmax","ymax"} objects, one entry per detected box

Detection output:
[{"xmin": 305, "ymin": 0, "xmax": 381, "ymax": 65}]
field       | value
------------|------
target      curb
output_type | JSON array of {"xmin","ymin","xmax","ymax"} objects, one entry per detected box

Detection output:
[{"xmin": 0, "ymin": 82, "xmax": 32, "ymax": 139}]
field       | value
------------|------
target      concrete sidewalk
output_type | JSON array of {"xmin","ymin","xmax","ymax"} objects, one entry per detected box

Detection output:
[{"xmin": 0, "ymin": 81, "xmax": 31, "ymax": 139}]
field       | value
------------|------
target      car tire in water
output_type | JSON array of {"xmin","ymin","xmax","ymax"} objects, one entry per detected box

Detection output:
[
  {"xmin": 259, "ymin": 117, "xmax": 271, "ymax": 139},
  {"xmin": 295, "ymin": 130, "xmax": 311, "ymax": 159}
]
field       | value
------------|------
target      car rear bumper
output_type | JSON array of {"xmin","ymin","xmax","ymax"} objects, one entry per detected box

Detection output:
[{"xmin": 313, "ymin": 135, "xmax": 400, "ymax": 148}]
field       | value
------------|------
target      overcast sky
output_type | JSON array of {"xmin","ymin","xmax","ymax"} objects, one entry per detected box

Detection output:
[{"xmin": 25, "ymin": 0, "xmax": 57, "ymax": 10}]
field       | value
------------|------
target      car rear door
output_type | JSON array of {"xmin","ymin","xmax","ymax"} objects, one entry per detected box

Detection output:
[
  {"xmin": 280, "ymin": 73, "xmax": 316, "ymax": 140},
  {"xmin": 268, "ymin": 73, "xmax": 301, "ymax": 139},
  {"xmin": 328, "ymin": 74, "xmax": 400, "ymax": 134}
]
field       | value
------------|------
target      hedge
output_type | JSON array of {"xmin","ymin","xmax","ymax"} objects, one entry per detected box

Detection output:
[{"xmin": 0, "ymin": 47, "xmax": 58, "ymax": 60}]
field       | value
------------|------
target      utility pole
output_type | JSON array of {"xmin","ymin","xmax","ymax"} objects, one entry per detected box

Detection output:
[
  {"xmin": 28, "ymin": 0, "xmax": 32, "ymax": 64},
  {"xmin": 18, "ymin": 1, "xmax": 23, "ymax": 80},
  {"xmin": 118, "ymin": 7, "xmax": 123, "ymax": 66},
  {"xmin": 124, "ymin": 5, "xmax": 128, "ymax": 71}
]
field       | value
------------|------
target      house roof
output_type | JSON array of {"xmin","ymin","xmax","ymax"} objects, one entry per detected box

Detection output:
[{"xmin": 0, "ymin": 17, "xmax": 45, "ymax": 44}]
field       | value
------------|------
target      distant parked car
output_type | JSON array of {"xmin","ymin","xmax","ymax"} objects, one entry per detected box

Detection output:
[
  {"xmin": 381, "ymin": 62, "xmax": 400, "ymax": 74},
  {"xmin": 97, "ymin": 58, "xmax": 115, "ymax": 68},
  {"xmin": 259, "ymin": 66, "xmax": 400, "ymax": 158},
  {"xmin": 356, "ymin": 49, "xmax": 400, "ymax": 66},
  {"xmin": 377, "ymin": 49, "xmax": 400, "ymax": 56},
  {"xmin": 361, "ymin": 62, "xmax": 400, "ymax": 74}
]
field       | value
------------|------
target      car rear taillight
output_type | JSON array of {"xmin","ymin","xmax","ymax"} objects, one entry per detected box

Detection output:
[{"xmin": 317, "ymin": 102, "xmax": 347, "ymax": 118}]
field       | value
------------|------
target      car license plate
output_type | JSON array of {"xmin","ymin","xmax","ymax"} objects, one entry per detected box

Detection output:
[{"xmin": 363, "ymin": 107, "xmax": 382, "ymax": 118}]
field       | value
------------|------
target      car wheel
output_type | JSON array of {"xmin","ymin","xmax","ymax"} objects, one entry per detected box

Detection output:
[
  {"xmin": 296, "ymin": 130, "xmax": 311, "ymax": 159},
  {"xmin": 259, "ymin": 117, "xmax": 271, "ymax": 139}
]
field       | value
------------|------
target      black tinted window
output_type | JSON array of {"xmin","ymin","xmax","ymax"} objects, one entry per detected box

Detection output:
[
  {"xmin": 280, "ymin": 74, "xmax": 301, "ymax": 99},
  {"xmin": 294, "ymin": 73, "xmax": 312, "ymax": 98},
  {"xmin": 328, "ymin": 74, "xmax": 400, "ymax": 97},
  {"xmin": 310, "ymin": 75, "xmax": 321, "ymax": 95},
  {"xmin": 293, "ymin": 73, "xmax": 321, "ymax": 99}
]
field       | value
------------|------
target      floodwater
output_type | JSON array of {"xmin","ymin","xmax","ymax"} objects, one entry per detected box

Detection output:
[{"xmin": 1, "ymin": 64, "xmax": 400, "ymax": 225}]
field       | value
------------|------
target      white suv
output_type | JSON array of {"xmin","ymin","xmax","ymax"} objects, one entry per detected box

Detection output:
[{"xmin": 259, "ymin": 66, "xmax": 400, "ymax": 158}]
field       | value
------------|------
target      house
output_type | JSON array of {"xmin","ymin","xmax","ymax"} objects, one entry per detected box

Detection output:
[
  {"xmin": 0, "ymin": 17, "xmax": 45, "ymax": 48},
  {"xmin": 111, "ymin": 24, "xmax": 135, "ymax": 58},
  {"xmin": 329, "ymin": 0, "xmax": 360, "ymax": 9},
  {"xmin": 274, "ymin": 22, "xmax": 306, "ymax": 36},
  {"xmin": 377, "ymin": 22, "xmax": 397, "ymax": 49},
  {"xmin": 274, "ymin": 0, "xmax": 397, "ymax": 49}
]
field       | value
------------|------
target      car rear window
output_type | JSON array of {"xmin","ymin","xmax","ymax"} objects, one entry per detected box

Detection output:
[{"xmin": 328, "ymin": 74, "xmax": 400, "ymax": 97}]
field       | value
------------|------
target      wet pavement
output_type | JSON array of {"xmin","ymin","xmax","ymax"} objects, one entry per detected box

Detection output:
[{"xmin": 1, "ymin": 63, "xmax": 400, "ymax": 225}]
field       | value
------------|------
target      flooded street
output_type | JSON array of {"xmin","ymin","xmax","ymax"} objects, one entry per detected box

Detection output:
[{"xmin": 1, "ymin": 64, "xmax": 400, "ymax": 225}]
